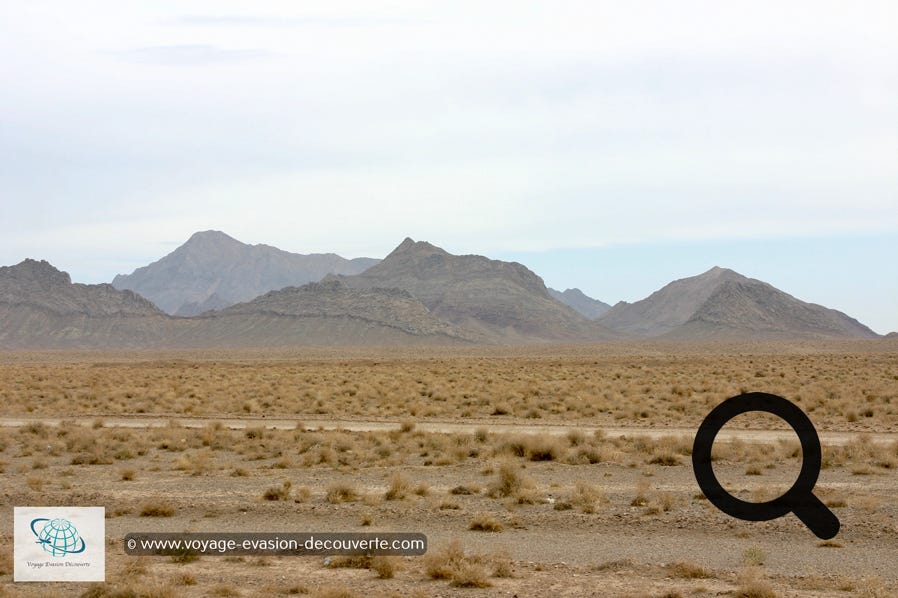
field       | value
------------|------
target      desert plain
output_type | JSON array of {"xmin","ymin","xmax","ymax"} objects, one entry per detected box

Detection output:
[{"xmin": 0, "ymin": 340, "xmax": 896, "ymax": 597}]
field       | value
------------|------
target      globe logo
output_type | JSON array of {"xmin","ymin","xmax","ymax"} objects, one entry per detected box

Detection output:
[{"xmin": 30, "ymin": 517, "xmax": 86, "ymax": 557}]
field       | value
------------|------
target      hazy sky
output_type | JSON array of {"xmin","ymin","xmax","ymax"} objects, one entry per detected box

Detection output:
[{"xmin": 1, "ymin": 2, "xmax": 896, "ymax": 332}]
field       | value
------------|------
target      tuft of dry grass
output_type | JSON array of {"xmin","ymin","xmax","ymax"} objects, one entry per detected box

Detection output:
[
  {"xmin": 384, "ymin": 472, "xmax": 412, "ymax": 500},
  {"xmin": 263, "ymin": 481, "xmax": 292, "ymax": 501},
  {"xmin": 736, "ymin": 567, "xmax": 777, "ymax": 598},
  {"xmin": 567, "ymin": 481, "xmax": 607, "ymax": 514},
  {"xmin": 326, "ymin": 482, "xmax": 361, "ymax": 503},
  {"xmin": 293, "ymin": 486, "xmax": 312, "ymax": 503},
  {"xmin": 370, "ymin": 556, "xmax": 398, "ymax": 579},
  {"xmin": 140, "ymin": 500, "xmax": 175, "ymax": 517},
  {"xmin": 667, "ymin": 561, "xmax": 713, "ymax": 579},
  {"xmin": 742, "ymin": 546, "xmax": 767, "ymax": 567},
  {"xmin": 449, "ymin": 559, "xmax": 492, "ymax": 588},
  {"xmin": 419, "ymin": 540, "xmax": 512, "ymax": 587},
  {"xmin": 487, "ymin": 460, "xmax": 533, "ymax": 498},
  {"xmin": 469, "ymin": 513, "xmax": 503, "ymax": 532}
]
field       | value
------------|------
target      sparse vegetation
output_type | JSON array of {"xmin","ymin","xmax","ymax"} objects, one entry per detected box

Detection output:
[{"xmin": 0, "ymin": 345, "xmax": 895, "ymax": 597}]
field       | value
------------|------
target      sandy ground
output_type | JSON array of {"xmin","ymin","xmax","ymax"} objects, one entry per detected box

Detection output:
[
  {"xmin": 1, "ymin": 417, "xmax": 896, "ymax": 597},
  {"xmin": 1, "ymin": 344, "xmax": 896, "ymax": 597}
]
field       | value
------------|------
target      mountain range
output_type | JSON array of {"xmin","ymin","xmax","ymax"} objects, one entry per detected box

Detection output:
[
  {"xmin": 597, "ymin": 266, "xmax": 877, "ymax": 340},
  {"xmin": 548, "ymin": 288, "xmax": 612, "ymax": 319},
  {"xmin": 0, "ymin": 259, "xmax": 173, "ymax": 348},
  {"xmin": 112, "ymin": 230, "xmax": 378, "ymax": 316},
  {"xmin": 327, "ymin": 238, "xmax": 619, "ymax": 342},
  {"xmin": 0, "ymin": 232, "xmax": 883, "ymax": 349}
]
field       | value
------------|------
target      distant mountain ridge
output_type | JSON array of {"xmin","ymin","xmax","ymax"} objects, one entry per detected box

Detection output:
[
  {"xmin": 329, "ymin": 238, "xmax": 621, "ymax": 342},
  {"xmin": 598, "ymin": 267, "xmax": 878, "ymax": 340},
  {"xmin": 112, "ymin": 230, "xmax": 379, "ymax": 316},
  {"xmin": 1, "ymin": 259, "xmax": 162, "ymax": 317},
  {"xmin": 548, "ymin": 288, "xmax": 611, "ymax": 319},
  {"xmin": 0, "ymin": 259, "xmax": 173, "ymax": 348},
  {"xmin": 0, "ymin": 239, "xmax": 883, "ymax": 348},
  {"xmin": 190, "ymin": 279, "xmax": 477, "ymax": 345},
  {"xmin": 0, "ymin": 260, "xmax": 470, "ymax": 348}
]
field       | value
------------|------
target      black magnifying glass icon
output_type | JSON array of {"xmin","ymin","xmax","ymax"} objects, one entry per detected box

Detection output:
[{"xmin": 692, "ymin": 392, "xmax": 840, "ymax": 540}]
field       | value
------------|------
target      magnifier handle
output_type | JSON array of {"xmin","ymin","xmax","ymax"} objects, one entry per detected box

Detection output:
[{"xmin": 792, "ymin": 493, "xmax": 840, "ymax": 540}]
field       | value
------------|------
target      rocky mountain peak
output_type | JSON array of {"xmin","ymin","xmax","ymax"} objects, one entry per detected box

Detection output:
[
  {"xmin": 386, "ymin": 237, "xmax": 449, "ymax": 260},
  {"xmin": 1, "ymin": 259, "xmax": 72, "ymax": 288}
]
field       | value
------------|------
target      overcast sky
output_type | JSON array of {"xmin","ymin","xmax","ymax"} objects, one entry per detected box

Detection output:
[{"xmin": 1, "ymin": 2, "xmax": 896, "ymax": 332}]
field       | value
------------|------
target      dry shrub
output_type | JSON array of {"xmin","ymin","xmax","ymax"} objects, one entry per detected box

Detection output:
[
  {"xmin": 646, "ymin": 435, "xmax": 691, "ymax": 466},
  {"xmin": 263, "ymin": 481, "xmax": 292, "ymax": 501},
  {"xmin": 324, "ymin": 555, "xmax": 397, "ymax": 580},
  {"xmin": 293, "ymin": 486, "xmax": 312, "ymax": 503},
  {"xmin": 326, "ymin": 483, "xmax": 360, "ymax": 503},
  {"xmin": 423, "ymin": 539, "xmax": 498, "ymax": 588},
  {"xmin": 140, "ymin": 500, "xmax": 175, "ymax": 517},
  {"xmin": 490, "ymin": 550, "xmax": 514, "ymax": 578},
  {"xmin": 630, "ymin": 479, "xmax": 651, "ymax": 507},
  {"xmin": 567, "ymin": 443, "xmax": 613, "ymax": 464},
  {"xmin": 120, "ymin": 468, "xmax": 136, "ymax": 481},
  {"xmin": 667, "ymin": 561, "xmax": 712, "ymax": 579},
  {"xmin": 742, "ymin": 546, "xmax": 766, "ymax": 567},
  {"xmin": 497, "ymin": 434, "xmax": 566, "ymax": 461},
  {"xmin": 568, "ymin": 481, "xmax": 606, "ymax": 514},
  {"xmin": 174, "ymin": 449, "xmax": 213, "ymax": 475},
  {"xmin": 648, "ymin": 447, "xmax": 681, "ymax": 466},
  {"xmin": 469, "ymin": 513, "xmax": 503, "ymax": 532},
  {"xmin": 120, "ymin": 555, "xmax": 150, "ymax": 579},
  {"xmin": 449, "ymin": 559, "xmax": 492, "ymax": 588},
  {"xmin": 384, "ymin": 473, "xmax": 412, "ymax": 500},
  {"xmin": 736, "ymin": 567, "xmax": 777, "ymax": 598},
  {"xmin": 370, "ymin": 556, "xmax": 398, "ymax": 579},
  {"xmin": 487, "ymin": 460, "xmax": 533, "ymax": 498},
  {"xmin": 327, "ymin": 555, "xmax": 372, "ymax": 570}
]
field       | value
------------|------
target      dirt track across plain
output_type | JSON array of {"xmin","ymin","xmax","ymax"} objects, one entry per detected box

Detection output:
[{"xmin": 1, "ymin": 415, "xmax": 895, "ymax": 445}]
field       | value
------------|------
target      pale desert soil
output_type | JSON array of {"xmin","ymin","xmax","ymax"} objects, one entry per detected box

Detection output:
[{"xmin": 0, "ymin": 344, "xmax": 896, "ymax": 597}]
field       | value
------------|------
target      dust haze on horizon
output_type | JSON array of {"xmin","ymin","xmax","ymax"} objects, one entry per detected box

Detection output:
[{"xmin": 1, "ymin": 1, "xmax": 896, "ymax": 333}]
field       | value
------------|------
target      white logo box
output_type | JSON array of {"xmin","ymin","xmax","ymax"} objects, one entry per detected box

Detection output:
[{"xmin": 14, "ymin": 506, "xmax": 105, "ymax": 582}]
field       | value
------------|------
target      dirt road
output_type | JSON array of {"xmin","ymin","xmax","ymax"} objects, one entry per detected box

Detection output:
[{"xmin": 1, "ymin": 415, "xmax": 894, "ymax": 445}]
